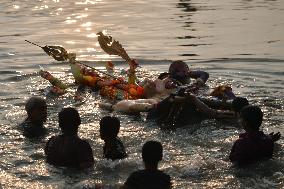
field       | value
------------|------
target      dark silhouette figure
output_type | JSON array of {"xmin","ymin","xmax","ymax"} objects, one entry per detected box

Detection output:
[
  {"xmin": 122, "ymin": 141, "xmax": 172, "ymax": 189},
  {"xmin": 45, "ymin": 107, "xmax": 94, "ymax": 168},
  {"xmin": 19, "ymin": 97, "xmax": 47, "ymax": 138},
  {"xmin": 229, "ymin": 105, "xmax": 281, "ymax": 166},
  {"xmin": 165, "ymin": 60, "xmax": 209, "ymax": 89},
  {"xmin": 100, "ymin": 116, "xmax": 127, "ymax": 160}
]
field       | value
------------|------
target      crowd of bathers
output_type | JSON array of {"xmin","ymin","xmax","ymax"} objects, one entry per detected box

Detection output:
[{"xmin": 18, "ymin": 60, "xmax": 281, "ymax": 189}]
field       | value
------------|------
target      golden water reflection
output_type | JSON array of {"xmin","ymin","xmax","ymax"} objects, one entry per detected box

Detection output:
[
  {"xmin": 65, "ymin": 41, "xmax": 76, "ymax": 44},
  {"xmin": 64, "ymin": 19, "xmax": 77, "ymax": 24},
  {"xmin": 75, "ymin": 0, "xmax": 100, "ymax": 5},
  {"xmin": 13, "ymin": 5, "xmax": 20, "ymax": 9},
  {"xmin": 81, "ymin": 22, "xmax": 92, "ymax": 27},
  {"xmin": 75, "ymin": 14, "xmax": 88, "ymax": 19},
  {"xmin": 87, "ymin": 33, "xmax": 97, "ymax": 38}
]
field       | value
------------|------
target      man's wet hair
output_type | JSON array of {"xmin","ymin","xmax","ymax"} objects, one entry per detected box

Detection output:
[
  {"xmin": 142, "ymin": 141, "xmax": 163, "ymax": 166},
  {"xmin": 100, "ymin": 116, "xmax": 120, "ymax": 138},
  {"xmin": 59, "ymin": 107, "xmax": 81, "ymax": 134},
  {"xmin": 240, "ymin": 105, "xmax": 263, "ymax": 130},
  {"xmin": 232, "ymin": 97, "xmax": 249, "ymax": 113},
  {"xmin": 169, "ymin": 60, "xmax": 189, "ymax": 76},
  {"xmin": 25, "ymin": 97, "xmax": 46, "ymax": 114}
]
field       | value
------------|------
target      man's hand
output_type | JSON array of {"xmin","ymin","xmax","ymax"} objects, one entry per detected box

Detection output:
[{"xmin": 269, "ymin": 132, "xmax": 281, "ymax": 142}]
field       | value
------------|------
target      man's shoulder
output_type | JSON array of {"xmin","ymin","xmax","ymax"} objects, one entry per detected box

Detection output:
[
  {"xmin": 69, "ymin": 136, "xmax": 92, "ymax": 150},
  {"xmin": 45, "ymin": 135, "xmax": 93, "ymax": 157},
  {"xmin": 19, "ymin": 119, "xmax": 46, "ymax": 137},
  {"xmin": 48, "ymin": 135, "xmax": 90, "ymax": 144},
  {"xmin": 79, "ymin": 138, "xmax": 92, "ymax": 148},
  {"xmin": 125, "ymin": 169, "xmax": 171, "ymax": 189},
  {"xmin": 233, "ymin": 135, "xmax": 252, "ymax": 148},
  {"xmin": 238, "ymin": 132, "xmax": 272, "ymax": 142},
  {"xmin": 115, "ymin": 137, "xmax": 125, "ymax": 147},
  {"xmin": 46, "ymin": 135, "xmax": 62, "ymax": 149},
  {"xmin": 104, "ymin": 137, "xmax": 127, "ymax": 160},
  {"xmin": 233, "ymin": 132, "xmax": 274, "ymax": 151},
  {"xmin": 47, "ymin": 135, "xmax": 60, "ymax": 142},
  {"xmin": 129, "ymin": 169, "xmax": 171, "ymax": 180},
  {"xmin": 19, "ymin": 119, "xmax": 31, "ymax": 128}
]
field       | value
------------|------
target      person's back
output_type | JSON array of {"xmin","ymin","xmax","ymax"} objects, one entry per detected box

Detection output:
[
  {"xmin": 229, "ymin": 131, "xmax": 274, "ymax": 165},
  {"xmin": 19, "ymin": 97, "xmax": 47, "ymax": 138},
  {"xmin": 45, "ymin": 107, "xmax": 94, "ymax": 168},
  {"xmin": 103, "ymin": 137, "xmax": 127, "ymax": 160},
  {"xmin": 147, "ymin": 92, "xmax": 226, "ymax": 129},
  {"xmin": 45, "ymin": 134, "xmax": 93, "ymax": 167},
  {"xmin": 124, "ymin": 169, "xmax": 171, "ymax": 189},
  {"xmin": 20, "ymin": 119, "xmax": 47, "ymax": 138},
  {"xmin": 122, "ymin": 141, "xmax": 171, "ymax": 189},
  {"xmin": 229, "ymin": 105, "xmax": 281, "ymax": 166},
  {"xmin": 99, "ymin": 116, "xmax": 127, "ymax": 160}
]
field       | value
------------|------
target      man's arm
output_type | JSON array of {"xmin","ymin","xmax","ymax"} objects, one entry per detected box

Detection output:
[
  {"xmin": 185, "ymin": 94, "xmax": 217, "ymax": 117},
  {"xmin": 189, "ymin": 70, "xmax": 209, "ymax": 85},
  {"xmin": 184, "ymin": 94, "xmax": 235, "ymax": 119},
  {"xmin": 269, "ymin": 132, "xmax": 281, "ymax": 142}
]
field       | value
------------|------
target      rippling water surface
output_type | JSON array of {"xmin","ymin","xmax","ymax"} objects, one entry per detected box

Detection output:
[{"xmin": 0, "ymin": 0, "xmax": 283, "ymax": 188}]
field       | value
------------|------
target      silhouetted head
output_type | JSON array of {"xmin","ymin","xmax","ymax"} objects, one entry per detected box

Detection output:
[
  {"xmin": 169, "ymin": 60, "xmax": 190, "ymax": 84},
  {"xmin": 240, "ymin": 105, "xmax": 263, "ymax": 131},
  {"xmin": 25, "ymin": 97, "xmax": 47, "ymax": 124},
  {"xmin": 142, "ymin": 141, "xmax": 163, "ymax": 167},
  {"xmin": 59, "ymin": 107, "xmax": 81, "ymax": 135},
  {"xmin": 99, "ymin": 116, "xmax": 120, "ymax": 141},
  {"xmin": 232, "ymin": 97, "xmax": 249, "ymax": 113}
]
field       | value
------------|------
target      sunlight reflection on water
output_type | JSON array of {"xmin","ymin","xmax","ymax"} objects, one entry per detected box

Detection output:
[{"xmin": 0, "ymin": 0, "xmax": 283, "ymax": 188}]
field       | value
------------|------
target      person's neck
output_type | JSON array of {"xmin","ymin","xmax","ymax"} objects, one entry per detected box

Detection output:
[
  {"xmin": 62, "ymin": 132, "xmax": 78, "ymax": 137},
  {"xmin": 144, "ymin": 163, "xmax": 158, "ymax": 171},
  {"xmin": 105, "ymin": 137, "xmax": 116, "ymax": 145},
  {"xmin": 27, "ymin": 117, "xmax": 44, "ymax": 127}
]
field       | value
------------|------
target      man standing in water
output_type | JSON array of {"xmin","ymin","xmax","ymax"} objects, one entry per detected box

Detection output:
[
  {"xmin": 229, "ymin": 105, "xmax": 281, "ymax": 165},
  {"xmin": 19, "ymin": 97, "xmax": 47, "ymax": 138},
  {"xmin": 45, "ymin": 107, "xmax": 94, "ymax": 168},
  {"xmin": 121, "ymin": 141, "xmax": 172, "ymax": 189}
]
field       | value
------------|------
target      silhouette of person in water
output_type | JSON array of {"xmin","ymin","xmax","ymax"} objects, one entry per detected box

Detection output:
[
  {"xmin": 122, "ymin": 141, "xmax": 172, "ymax": 189},
  {"xmin": 100, "ymin": 116, "xmax": 127, "ymax": 160},
  {"xmin": 19, "ymin": 97, "xmax": 47, "ymax": 138},
  {"xmin": 229, "ymin": 105, "xmax": 281, "ymax": 166},
  {"xmin": 147, "ymin": 90, "xmax": 245, "ymax": 129},
  {"xmin": 45, "ymin": 107, "xmax": 94, "ymax": 168},
  {"xmin": 165, "ymin": 60, "xmax": 209, "ymax": 89},
  {"xmin": 139, "ymin": 60, "xmax": 209, "ymax": 99}
]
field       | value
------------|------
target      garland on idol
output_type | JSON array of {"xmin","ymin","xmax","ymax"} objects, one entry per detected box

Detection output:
[{"xmin": 25, "ymin": 32, "xmax": 143, "ymax": 100}]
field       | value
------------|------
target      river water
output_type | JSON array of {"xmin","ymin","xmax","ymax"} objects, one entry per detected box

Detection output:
[{"xmin": 0, "ymin": 0, "xmax": 283, "ymax": 188}]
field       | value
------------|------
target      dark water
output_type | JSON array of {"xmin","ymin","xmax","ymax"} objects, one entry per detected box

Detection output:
[{"xmin": 0, "ymin": 0, "xmax": 283, "ymax": 188}]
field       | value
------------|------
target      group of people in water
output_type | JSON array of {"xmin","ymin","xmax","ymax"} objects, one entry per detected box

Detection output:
[
  {"xmin": 20, "ymin": 97, "xmax": 170, "ymax": 188},
  {"xmin": 19, "ymin": 60, "xmax": 281, "ymax": 188}
]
